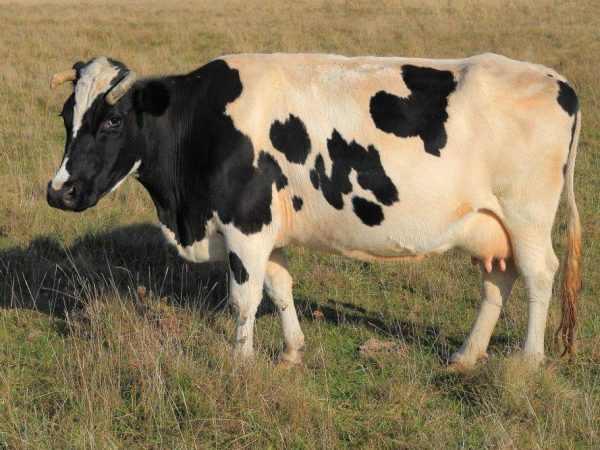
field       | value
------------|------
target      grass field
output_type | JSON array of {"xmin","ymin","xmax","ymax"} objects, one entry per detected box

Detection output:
[{"xmin": 0, "ymin": 0, "xmax": 599, "ymax": 447}]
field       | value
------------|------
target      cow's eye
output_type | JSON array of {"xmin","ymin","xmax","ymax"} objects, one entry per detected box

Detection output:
[{"xmin": 104, "ymin": 117, "xmax": 121, "ymax": 128}]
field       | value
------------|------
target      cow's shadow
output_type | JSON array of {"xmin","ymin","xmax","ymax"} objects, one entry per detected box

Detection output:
[
  {"xmin": 0, "ymin": 223, "xmax": 227, "ymax": 315},
  {"xmin": 0, "ymin": 223, "xmax": 476, "ymax": 361}
]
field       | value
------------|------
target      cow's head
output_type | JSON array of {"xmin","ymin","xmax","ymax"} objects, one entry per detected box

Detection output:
[{"xmin": 47, "ymin": 57, "xmax": 168, "ymax": 211}]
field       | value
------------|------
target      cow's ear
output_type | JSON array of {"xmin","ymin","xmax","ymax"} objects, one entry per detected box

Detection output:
[
  {"xmin": 134, "ymin": 81, "xmax": 170, "ymax": 116},
  {"xmin": 72, "ymin": 61, "xmax": 85, "ymax": 72}
]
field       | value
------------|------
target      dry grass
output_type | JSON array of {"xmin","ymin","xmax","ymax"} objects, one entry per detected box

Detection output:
[{"xmin": 0, "ymin": 0, "xmax": 599, "ymax": 447}]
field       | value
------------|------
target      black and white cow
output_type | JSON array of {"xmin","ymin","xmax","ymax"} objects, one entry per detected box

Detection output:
[{"xmin": 48, "ymin": 53, "xmax": 582, "ymax": 368}]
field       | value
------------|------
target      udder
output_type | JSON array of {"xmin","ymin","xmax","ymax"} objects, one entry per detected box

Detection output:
[{"xmin": 455, "ymin": 210, "xmax": 512, "ymax": 272}]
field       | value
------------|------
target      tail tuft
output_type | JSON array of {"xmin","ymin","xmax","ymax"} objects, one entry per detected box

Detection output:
[{"xmin": 556, "ymin": 111, "xmax": 582, "ymax": 358}]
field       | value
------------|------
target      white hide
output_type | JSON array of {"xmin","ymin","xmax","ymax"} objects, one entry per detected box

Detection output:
[{"xmin": 160, "ymin": 217, "xmax": 228, "ymax": 263}]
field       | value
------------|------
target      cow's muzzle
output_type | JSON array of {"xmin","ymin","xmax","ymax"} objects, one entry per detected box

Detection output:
[{"xmin": 47, "ymin": 181, "xmax": 81, "ymax": 211}]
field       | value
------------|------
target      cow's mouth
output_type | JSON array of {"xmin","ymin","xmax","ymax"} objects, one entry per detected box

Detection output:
[
  {"xmin": 62, "ymin": 185, "xmax": 77, "ymax": 209},
  {"xmin": 47, "ymin": 181, "xmax": 93, "ymax": 212}
]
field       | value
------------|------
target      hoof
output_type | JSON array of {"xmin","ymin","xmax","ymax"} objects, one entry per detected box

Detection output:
[
  {"xmin": 446, "ymin": 360, "xmax": 475, "ymax": 372},
  {"xmin": 231, "ymin": 342, "xmax": 254, "ymax": 360},
  {"xmin": 447, "ymin": 352, "xmax": 488, "ymax": 372},
  {"xmin": 275, "ymin": 352, "xmax": 303, "ymax": 370},
  {"xmin": 275, "ymin": 359, "xmax": 302, "ymax": 370},
  {"xmin": 519, "ymin": 351, "xmax": 545, "ymax": 368}
]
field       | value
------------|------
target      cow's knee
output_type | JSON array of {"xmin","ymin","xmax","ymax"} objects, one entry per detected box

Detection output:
[
  {"xmin": 230, "ymin": 291, "xmax": 249, "ymax": 324},
  {"xmin": 264, "ymin": 253, "xmax": 293, "ymax": 310}
]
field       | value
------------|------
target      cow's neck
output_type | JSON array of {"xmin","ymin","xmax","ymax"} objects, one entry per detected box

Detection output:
[
  {"xmin": 135, "ymin": 60, "xmax": 251, "ymax": 248},
  {"xmin": 136, "ymin": 75, "xmax": 216, "ymax": 248}
]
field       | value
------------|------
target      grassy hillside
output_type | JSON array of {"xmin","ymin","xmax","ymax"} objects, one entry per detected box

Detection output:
[{"xmin": 0, "ymin": 0, "xmax": 598, "ymax": 447}]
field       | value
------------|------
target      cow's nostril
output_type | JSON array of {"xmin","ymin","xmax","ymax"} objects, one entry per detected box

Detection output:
[{"xmin": 63, "ymin": 185, "xmax": 77, "ymax": 206}]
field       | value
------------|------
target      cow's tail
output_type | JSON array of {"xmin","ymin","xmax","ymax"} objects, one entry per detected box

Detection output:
[{"xmin": 557, "ymin": 110, "xmax": 582, "ymax": 358}]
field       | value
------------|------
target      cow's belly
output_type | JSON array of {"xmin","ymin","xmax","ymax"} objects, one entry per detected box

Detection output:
[
  {"xmin": 287, "ymin": 217, "xmax": 444, "ymax": 259},
  {"xmin": 286, "ymin": 200, "xmax": 511, "ymax": 263}
]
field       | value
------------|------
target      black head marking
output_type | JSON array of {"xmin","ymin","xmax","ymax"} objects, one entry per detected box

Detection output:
[
  {"xmin": 369, "ymin": 65, "xmax": 457, "ymax": 157},
  {"xmin": 269, "ymin": 114, "xmax": 312, "ymax": 164},
  {"xmin": 229, "ymin": 251, "xmax": 249, "ymax": 284}
]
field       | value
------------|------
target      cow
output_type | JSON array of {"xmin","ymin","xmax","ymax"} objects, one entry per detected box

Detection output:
[{"xmin": 47, "ymin": 53, "xmax": 581, "ymax": 369}]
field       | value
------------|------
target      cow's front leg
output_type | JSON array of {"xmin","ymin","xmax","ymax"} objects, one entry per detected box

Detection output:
[
  {"xmin": 264, "ymin": 248, "xmax": 305, "ymax": 368},
  {"xmin": 224, "ymin": 230, "xmax": 273, "ymax": 359}
]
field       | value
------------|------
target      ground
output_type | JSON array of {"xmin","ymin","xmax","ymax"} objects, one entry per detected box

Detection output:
[{"xmin": 0, "ymin": 0, "xmax": 599, "ymax": 447}]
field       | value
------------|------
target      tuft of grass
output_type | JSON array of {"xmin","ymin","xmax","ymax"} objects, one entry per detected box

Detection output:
[{"xmin": 0, "ymin": 0, "xmax": 599, "ymax": 447}]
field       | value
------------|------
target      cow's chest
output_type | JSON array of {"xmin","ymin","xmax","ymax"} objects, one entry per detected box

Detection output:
[{"xmin": 160, "ymin": 220, "xmax": 227, "ymax": 263}]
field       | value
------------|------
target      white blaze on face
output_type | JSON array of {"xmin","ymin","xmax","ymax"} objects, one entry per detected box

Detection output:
[
  {"xmin": 51, "ymin": 57, "xmax": 121, "ymax": 191},
  {"xmin": 71, "ymin": 57, "xmax": 120, "ymax": 138},
  {"xmin": 51, "ymin": 157, "xmax": 70, "ymax": 190}
]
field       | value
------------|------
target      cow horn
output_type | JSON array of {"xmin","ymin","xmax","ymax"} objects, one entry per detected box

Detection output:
[
  {"xmin": 50, "ymin": 69, "xmax": 77, "ymax": 89},
  {"xmin": 105, "ymin": 71, "xmax": 137, "ymax": 105}
]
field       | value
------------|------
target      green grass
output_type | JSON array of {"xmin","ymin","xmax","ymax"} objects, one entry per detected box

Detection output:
[{"xmin": 0, "ymin": 0, "xmax": 599, "ymax": 447}]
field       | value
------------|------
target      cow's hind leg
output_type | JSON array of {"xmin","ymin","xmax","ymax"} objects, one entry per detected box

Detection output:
[
  {"xmin": 264, "ymin": 248, "xmax": 305, "ymax": 368},
  {"xmin": 501, "ymin": 206, "xmax": 559, "ymax": 364},
  {"xmin": 449, "ymin": 260, "xmax": 518, "ymax": 370},
  {"xmin": 515, "ymin": 238, "xmax": 559, "ymax": 363}
]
